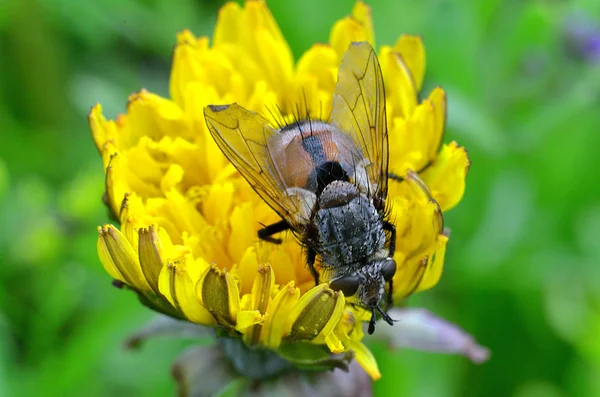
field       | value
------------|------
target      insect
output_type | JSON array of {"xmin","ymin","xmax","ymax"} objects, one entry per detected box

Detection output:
[{"xmin": 204, "ymin": 42, "xmax": 396, "ymax": 334}]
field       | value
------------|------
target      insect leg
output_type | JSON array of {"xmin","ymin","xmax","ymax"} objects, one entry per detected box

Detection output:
[
  {"xmin": 386, "ymin": 278, "xmax": 394, "ymax": 308},
  {"xmin": 388, "ymin": 162, "xmax": 434, "ymax": 183},
  {"xmin": 258, "ymin": 220, "xmax": 290, "ymax": 244},
  {"xmin": 383, "ymin": 221, "xmax": 396, "ymax": 257},
  {"xmin": 388, "ymin": 173, "xmax": 404, "ymax": 182},
  {"xmin": 306, "ymin": 247, "xmax": 320, "ymax": 285}
]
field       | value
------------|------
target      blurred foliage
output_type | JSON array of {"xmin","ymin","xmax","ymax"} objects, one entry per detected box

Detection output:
[{"xmin": 1, "ymin": 0, "xmax": 599, "ymax": 396}]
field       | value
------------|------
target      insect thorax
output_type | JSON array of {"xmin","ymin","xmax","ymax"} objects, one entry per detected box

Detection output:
[{"xmin": 314, "ymin": 181, "xmax": 386, "ymax": 272}]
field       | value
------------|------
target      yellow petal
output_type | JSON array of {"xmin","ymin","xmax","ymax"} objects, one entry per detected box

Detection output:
[
  {"xmin": 388, "ymin": 102, "xmax": 435, "ymax": 175},
  {"xmin": 97, "ymin": 224, "xmax": 151, "ymax": 292},
  {"xmin": 393, "ymin": 254, "xmax": 426, "ymax": 301},
  {"xmin": 394, "ymin": 35, "xmax": 426, "ymax": 91},
  {"xmin": 170, "ymin": 30, "xmax": 207, "ymax": 108},
  {"xmin": 89, "ymin": 104, "xmax": 116, "ymax": 153},
  {"xmin": 243, "ymin": 264, "xmax": 274, "ymax": 345},
  {"xmin": 296, "ymin": 44, "xmax": 338, "ymax": 93},
  {"xmin": 427, "ymin": 87, "xmax": 447, "ymax": 161},
  {"xmin": 351, "ymin": 1, "xmax": 374, "ymax": 46},
  {"xmin": 213, "ymin": 2, "xmax": 243, "ymax": 47},
  {"xmin": 214, "ymin": 0, "xmax": 293, "ymax": 96},
  {"xmin": 345, "ymin": 340, "xmax": 381, "ymax": 380},
  {"xmin": 415, "ymin": 234, "xmax": 448, "ymax": 293},
  {"xmin": 324, "ymin": 331, "xmax": 345, "ymax": 354},
  {"xmin": 422, "ymin": 141, "xmax": 470, "ymax": 212},
  {"xmin": 391, "ymin": 172, "xmax": 443, "ymax": 259},
  {"xmin": 158, "ymin": 256, "xmax": 214, "ymax": 324},
  {"xmin": 127, "ymin": 90, "xmax": 191, "ymax": 142},
  {"xmin": 379, "ymin": 46, "xmax": 417, "ymax": 119},
  {"xmin": 260, "ymin": 281, "xmax": 300, "ymax": 348},
  {"xmin": 228, "ymin": 203, "xmax": 257, "ymax": 265},
  {"xmin": 235, "ymin": 310, "xmax": 263, "ymax": 331},
  {"xmin": 202, "ymin": 182, "xmax": 234, "ymax": 227},
  {"xmin": 329, "ymin": 8, "xmax": 373, "ymax": 61},
  {"xmin": 104, "ymin": 153, "xmax": 129, "ymax": 218},
  {"xmin": 294, "ymin": 44, "xmax": 338, "ymax": 118}
]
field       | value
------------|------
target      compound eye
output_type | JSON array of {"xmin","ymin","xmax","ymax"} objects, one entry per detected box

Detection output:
[
  {"xmin": 329, "ymin": 275, "xmax": 360, "ymax": 296},
  {"xmin": 381, "ymin": 258, "xmax": 397, "ymax": 282}
]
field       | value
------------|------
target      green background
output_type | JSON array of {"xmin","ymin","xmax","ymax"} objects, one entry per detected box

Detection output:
[{"xmin": 1, "ymin": 0, "xmax": 599, "ymax": 395}]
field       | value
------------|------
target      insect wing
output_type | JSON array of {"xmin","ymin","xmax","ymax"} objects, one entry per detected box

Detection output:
[
  {"xmin": 204, "ymin": 104, "xmax": 314, "ymax": 228},
  {"xmin": 330, "ymin": 42, "xmax": 389, "ymax": 203}
]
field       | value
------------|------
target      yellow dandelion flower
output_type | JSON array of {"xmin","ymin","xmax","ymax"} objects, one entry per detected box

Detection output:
[{"xmin": 89, "ymin": 0, "xmax": 469, "ymax": 381}]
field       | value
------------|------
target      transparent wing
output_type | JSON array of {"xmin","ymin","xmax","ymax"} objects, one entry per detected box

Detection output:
[
  {"xmin": 330, "ymin": 41, "xmax": 389, "ymax": 204},
  {"xmin": 203, "ymin": 104, "xmax": 314, "ymax": 229}
]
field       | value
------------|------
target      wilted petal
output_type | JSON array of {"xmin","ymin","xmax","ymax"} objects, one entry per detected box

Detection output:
[
  {"xmin": 125, "ymin": 314, "xmax": 211, "ymax": 349},
  {"xmin": 374, "ymin": 308, "xmax": 491, "ymax": 364}
]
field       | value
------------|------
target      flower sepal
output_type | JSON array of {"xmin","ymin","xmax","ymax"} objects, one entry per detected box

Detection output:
[
  {"xmin": 112, "ymin": 279, "xmax": 185, "ymax": 321},
  {"xmin": 276, "ymin": 342, "xmax": 354, "ymax": 373}
]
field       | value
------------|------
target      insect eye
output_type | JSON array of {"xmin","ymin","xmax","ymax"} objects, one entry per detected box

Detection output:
[
  {"xmin": 381, "ymin": 258, "xmax": 397, "ymax": 282},
  {"xmin": 330, "ymin": 275, "xmax": 360, "ymax": 296}
]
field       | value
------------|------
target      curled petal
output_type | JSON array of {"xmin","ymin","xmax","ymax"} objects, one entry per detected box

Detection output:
[
  {"xmin": 195, "ymin": 266, "xmax": 241, "ymax": 328},
  {"xmin": 422, "ymin": 141, "xmax": 471, "ymax": 212},
  {"xmin": 89, "ymin": 104, "xmax": 116, "ymax": 154},
  {"xmin": 138, "ymin": 225, "xmax": 166, "ymax": 295},
  {"xmin": 97, "ymin": 224, "xmax": 151, "ymax": 292}
]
